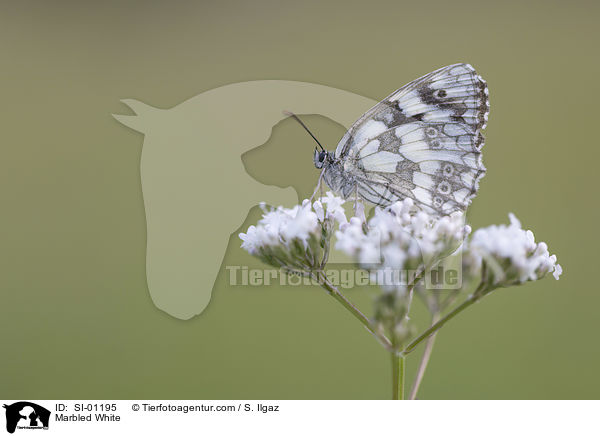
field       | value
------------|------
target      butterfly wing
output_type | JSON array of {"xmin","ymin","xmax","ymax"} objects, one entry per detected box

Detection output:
[{"xmin": 335, "ymin": 63, "xmax": 488, "ymax": 215}]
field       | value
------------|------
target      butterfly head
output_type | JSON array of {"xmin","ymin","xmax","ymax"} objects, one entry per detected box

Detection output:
[{"xmin": 313, "ymin": 148, "xmax": 330, "ymax": 169}]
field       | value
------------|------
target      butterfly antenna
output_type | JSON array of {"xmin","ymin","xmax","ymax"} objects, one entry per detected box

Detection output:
[{"xmin": 283, "ymin": 110, "xmax": 325, "ymax": 152}]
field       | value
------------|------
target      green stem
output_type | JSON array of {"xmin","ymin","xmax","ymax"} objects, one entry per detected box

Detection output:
[
  {"xmin": 404, "ymin": 283, "xmax": 487, "ymax": 354},
  {"xmin": 403, "ymin": 293, "xmax": 481, "ymax": 355},
  {"xmin": 316, "ymin": 272, "xmax": 393, "ymax": 351},
  {"xmin": 391, "ymin": 352, "xmax": 405, "ymax": 400}
]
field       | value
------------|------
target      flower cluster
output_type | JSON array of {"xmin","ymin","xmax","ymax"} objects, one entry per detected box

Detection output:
[
  {"xmin": 331, "ymin": 197, "xmax": 473, "ymax": 345},
  {"xmin": 335, "ymin": 198, "xmax": 471, "ymax": 293},
  {"xmin": 462, "ymin": 213, "xmax": 562, "ymax": 289},
  {"xmin": 239, "ymin": 192, "xmax": 563, "ymax": 351},
  {"xmin": 239, "ymin": 194, "xmax": 347, "ymax": 274}
]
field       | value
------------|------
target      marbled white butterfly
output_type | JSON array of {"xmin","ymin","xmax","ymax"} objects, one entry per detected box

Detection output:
[{"xmin": 307, "ymin": 63, "xmax": 489, "ymax": 216}]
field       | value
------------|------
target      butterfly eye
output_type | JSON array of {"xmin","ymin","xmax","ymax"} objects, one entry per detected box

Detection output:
[{"xmin": 319, "ymin": 151, "xmax": 327, "ymax": 162}]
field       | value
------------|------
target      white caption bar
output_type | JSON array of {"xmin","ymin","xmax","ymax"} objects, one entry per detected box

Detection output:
[{"xmin": 1, "ymin": 400, "xmax": 596, "ymax": 436}]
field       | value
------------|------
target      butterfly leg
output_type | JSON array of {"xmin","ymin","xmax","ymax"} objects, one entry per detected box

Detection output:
[
  {"xmin": 310, "ymin": 168, "xmax": 326, "ymax": 201},
  {"xmin": 320, "ymin": 175, "xmax": 324, "ymax": 199}
]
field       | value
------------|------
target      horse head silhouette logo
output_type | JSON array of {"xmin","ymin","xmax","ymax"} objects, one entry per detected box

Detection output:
[
  {"xmin": 3, "ymin": 402, "xmax": 50, "ymax": 434},
  {"xmin": 113, "ymin": 80, "xmax": 376, "ymax": 319}
]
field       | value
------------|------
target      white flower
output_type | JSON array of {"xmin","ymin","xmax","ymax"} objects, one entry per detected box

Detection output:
[
  {"xmin": 465, "ymin": 213, "xmax": 562, "ymax": 287},
  {"xmin": 336, "ymin": 217, "xmax": 370, "ymax": 256},
  {"xmin": 553, "ymin": 263, "xmax": 563, "ymax": 280},
  {"xmin": 312, "ymin": 200, "xmax": 325, "ymax": 221},
  {"xmin": 280, "ymin": 201, "xmax": 319, "ymax": 243},
  {"xmin": 240, "ymin": 225, "xmax": 268, "ymax": 255},
  {"xmin": 240, "ymin": 203, "xmax": 315, "ymax": 249},
  {"xmin": 320, "ymin": 191, "xmax": 348, "ymax": 224},
  {"xmin": 239, "ymin": 193, "xmax": 348, "ymax": 272},
  {"xmin": 335, "ymin": 198, "xmax": 471, "ymax": 292}
]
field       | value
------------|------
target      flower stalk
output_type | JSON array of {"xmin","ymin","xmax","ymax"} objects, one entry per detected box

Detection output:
[
  {"xmin": 391, "ymin": 352, "xmax": 406, "ymax": 400},
  {"xmin": 314, "ymin": 271, "xmax": 393, "ymax": 350},
  {"xmin": 404, "ymin": 290, "xmax": 483, "ymax": 355},
  {"xmin": 409, "ymin": 312, "xmax": 441, "ymax": 400}
]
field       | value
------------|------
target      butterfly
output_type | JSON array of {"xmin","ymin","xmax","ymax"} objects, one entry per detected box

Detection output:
[{"xmin": 309, "ymin": 63, "xmax": 488, "ymax": 216}]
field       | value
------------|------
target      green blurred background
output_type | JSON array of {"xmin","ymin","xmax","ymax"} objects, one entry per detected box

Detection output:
[{"xmin": 1, "ymin": 0, "xmax": 598, "ymax": 399}]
